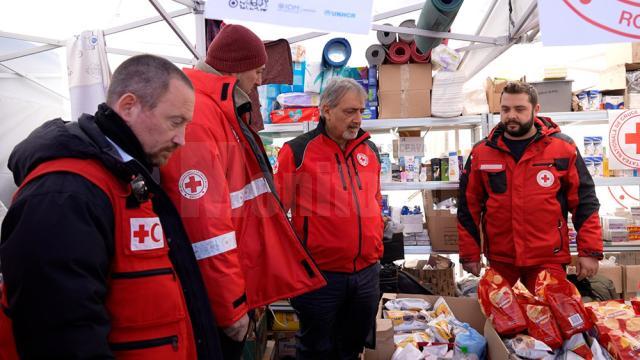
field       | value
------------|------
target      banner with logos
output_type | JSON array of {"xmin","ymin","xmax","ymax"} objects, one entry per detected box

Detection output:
[
  {"xmin": 204, "ymin": 0, "xmax": 374, "ymax": 35},
  {"xmin": 608, "ymin": 109, "xmax": 640, "ymax": 170},
  {"xmin": 538, "ymin": 0, "xmax": 640, "ymax": 46}
]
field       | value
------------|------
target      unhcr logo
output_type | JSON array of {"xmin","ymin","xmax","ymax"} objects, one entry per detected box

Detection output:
[{"xmin": 324, "ymin": 9, "xmax": 356, "ymax": 18}]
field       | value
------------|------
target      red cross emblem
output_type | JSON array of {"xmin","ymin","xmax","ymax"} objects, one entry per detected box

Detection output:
[
  {"xmin": 179, "ymin": 170, "xmax": 208, "ymax": 199},
  {"xmin": 133, "ymin": 224, "xmax": 149, "ymax": 244},
  {"xmin": 625, "ymin": 123, "xmax": 640, "ymax": 154},
  {"xmin": 130, "ymin": 217, "xmax": 164, "ymax": 251},
  {"xmin": 536, "ymin": 170, "xmax": 555, "ymax": 188}
]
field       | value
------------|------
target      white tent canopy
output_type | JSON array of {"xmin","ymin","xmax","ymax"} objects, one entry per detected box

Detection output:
[{"xmin": 0, "ymin": 0, "xmax": 630, "ymax": 205}]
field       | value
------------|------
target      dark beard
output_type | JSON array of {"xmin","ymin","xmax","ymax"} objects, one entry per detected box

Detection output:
[{"xmin": 502, "ymin": 111, "xmax": 535, "ymax": 137}]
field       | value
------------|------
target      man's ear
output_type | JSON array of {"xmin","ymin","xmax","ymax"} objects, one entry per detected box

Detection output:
[
  {"xmin": 112, "ymin": 93, "xmax": 138, "ymax": 121},
  {"xmin": 321, "ymin": 105, "xmax": 331, "ymax": 119},
  {"xmin": 533, "ymin": 103, "xmax": 541, "ymax": 115}
]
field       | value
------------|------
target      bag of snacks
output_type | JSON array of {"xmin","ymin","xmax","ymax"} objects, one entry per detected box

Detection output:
[
  {"xmin": 478, "ymin": 267, "xmax": 527, "ymax": 335},
  {"xmin": 513, "ymin": 282, "xmax": 563, "ymax": 349},
  {"xmin": 535, "ymin": 270, "xmax": 593, "ymax": 339}
]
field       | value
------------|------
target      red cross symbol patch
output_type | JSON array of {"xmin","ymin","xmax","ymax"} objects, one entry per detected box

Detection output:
[
  {"xmin": 179, "ymin": 170, "xmax": 208, "ymax": 200},
  {"xmin": 536, "ymin": 170, "xmax": 555, "ymax": 188},
  {"xmin": 357, "ymin": 153, "xmax": 369, "ymax": 167},
  {"xmin": 130, "ymin": 217, "xmax": 165, "ymax": 251}
]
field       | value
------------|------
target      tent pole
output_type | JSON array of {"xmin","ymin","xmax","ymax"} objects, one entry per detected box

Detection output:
[
  {"xmin": 148, "ymin": 0, "xmax": 199, "ymax": 60},
  {"xmin": 103, "ymin": 8, "xmax": 191, "ymax": 36},
  {"xmin": 0, "ymin": 31, "xmax": 64, "ymax": 46},
  {"xmin": 170, "ymin": 0, "xmax": 195, "ymax": 7},
  {"xmin": 0, "ymin": 44, "xmax": 61, "ymax": 62},
  {"xmin": 458, "ymin": 0, "xmax": 499, "ymax": 68},
  {"xmin": 371, "ymin": 24, "xmax": 507, "ymax": 45},
  {"xmin": 510, "ymin": 1, "xmax": 538, "ymax": 40},
  {"xmin": 0, "ymin": 63, "xmax": 68, "ymax": 100},
  {"xmin": 106, "ymin": 47, "xmax": 194, "ymax": 65},
  {"xmin": 193, "ymin": 0, "xmax": 206, "ymax": 58}
]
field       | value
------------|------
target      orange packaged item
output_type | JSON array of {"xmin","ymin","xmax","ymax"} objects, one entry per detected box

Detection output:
[
  {"xmin": 270, "ymin": 107, "xmax": 320, "ymax": 124},
  {"xmin": 600, "ymin": 330, "xmax": 640, "ymax": 360},
  {"xmin": 631, "ymin": 297, "xmax": 640, "ymax": 316},
  {"xmin": 513, "ymin": 281, "xmax": 563, "ymax": 349},
  {"xmin": 534, "ymin": 270, "xmax": 593, "ymax": 339},
  {"xmin": 523, "ymin": 304, "xmax": 564, "ymax": 350},
  {"xmin": 584, "ymin": 300, "xmax": 635, "ymax": 324},
  {"xmin": 478, "ymin": 267, "xmax": 527, "ymax": 336}
]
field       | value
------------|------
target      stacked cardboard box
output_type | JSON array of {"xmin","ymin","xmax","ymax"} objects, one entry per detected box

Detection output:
[{"xmin": 378, "ymin": 64, "xmax": 432, "ymax": 118}]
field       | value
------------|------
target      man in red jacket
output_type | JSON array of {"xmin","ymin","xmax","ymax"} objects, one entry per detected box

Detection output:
[
  {"xmin": 275, "ymin": 78, "xmax": 384, "ymax": 359},
  {"xmin": 457, "ymin": 81, "xmax": 603, "ymax": 291},
  {"xmin": 160, "ymin": 24, "xmax": 325, "ymax": 359}
]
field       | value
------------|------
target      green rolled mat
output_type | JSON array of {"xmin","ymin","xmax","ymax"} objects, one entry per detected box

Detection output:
[{"xmin": 415, "ymin": 0, "xmax": 464, "ymax": 53}]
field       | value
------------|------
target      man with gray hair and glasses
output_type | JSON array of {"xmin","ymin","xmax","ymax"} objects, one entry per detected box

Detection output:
[{"xmin": 275, "ymin": 77, "xmax": 384, "ymax": 359}]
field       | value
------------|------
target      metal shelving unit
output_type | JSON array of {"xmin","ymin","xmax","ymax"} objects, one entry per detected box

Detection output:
[
  {"xmin": 538, "ymin": 110, "xmax": 609, "ymax": 124},
  {"xmin": 360, "ymin": 115, "xmax": 483, "ymax": 133},
  {"xmin": 380, "ymin": 177, "xmax": 640, "ymax": 191},
  {"xmin": 570, "ymin": 241, "xmax": 640, "ymax": 252},
  {"xmin": 262, "ymin": 111, "xmax": 640, "ymax": 256},
  {"xmin": 593, "ymin": 177, "xmax": 640, "ymax": 187},
  {"xmin": 381, "ymin": 181, "xmax": 459, "ymax": 191}
]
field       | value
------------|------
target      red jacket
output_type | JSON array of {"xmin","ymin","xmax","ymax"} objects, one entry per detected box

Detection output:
[
  {"xmin": 2, "ymin": 159, "xmax": 198, "ymax": 360},
  {"xmin": 457, "ymin": 117, "xmax": 603, "ymax": 267},
  {"xmin": 275, "ymin": 120, "xmax": 384, "ymax": 273},
  {"xmin": 160, "ymin": 69, "xmax": 325, "ymax": 327}
]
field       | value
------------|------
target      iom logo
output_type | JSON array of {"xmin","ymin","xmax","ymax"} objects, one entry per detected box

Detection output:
[{"xmin": 563, "ymin": 0, "xmax": 640, "ymax": 39}]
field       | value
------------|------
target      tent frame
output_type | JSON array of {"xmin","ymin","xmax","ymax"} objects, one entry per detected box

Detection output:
[{"xmin": 0, "ymin": 0, "xmax": 540, "ymax": 97}]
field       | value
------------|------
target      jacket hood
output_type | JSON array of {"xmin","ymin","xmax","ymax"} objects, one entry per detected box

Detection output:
[
  {"xmin": 488, "ymin": 116, "xmax": 560, "ymax": 144},
  {"xmin": 8, "ymin": 115, "xmax": 124, "ymax": 186}
]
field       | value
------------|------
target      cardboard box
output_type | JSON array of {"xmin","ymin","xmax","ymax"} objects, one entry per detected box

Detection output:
[
  {"xmin": 423, "ymin": 189, "xmax": 459, "ymax": 252},
  {"xmin": 378, "ymin": 64, "xmax": 432, "ymax": 119},
  {"xmin": 403, "ymin": 258, "xmax": 456, "ymax": 296},
  {"xmin": 364, "ymin": 293, "xmax": 511, "ymax": 360},
  {"xmin": 623, "ymin": 264, "xmax": 640, "ymax": 299},
  {"xmin": 599, "ymin": 265, "xmax": 624, "ymax": 296},
  {"xmin": 378, "ymin": 64, "xmax": 432, "ymax": 92},
  {"xmin": 632, "ymin": 43, "xmax": 640, "ymax": 63},
  {"xmin": 598, "ymin": 63, "xmax": 640, "ymax": 109},
  {"xmin": 485, "ymin": 78, "xmax": 508, "ymax": 113},
  {"xmin": 378, "ymin": 89, "xmax": 431, "ymax": 118}
]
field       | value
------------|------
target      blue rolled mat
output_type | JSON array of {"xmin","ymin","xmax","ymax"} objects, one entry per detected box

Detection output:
[
  {"xmin": 322, "ymin": 38, "xmax": 351, "ymax": 68},
  {"xmin": 415, "ymin": 0, "xmax": 464, "ymax": 53}
]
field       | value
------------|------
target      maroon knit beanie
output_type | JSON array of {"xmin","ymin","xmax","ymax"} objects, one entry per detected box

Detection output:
[{"xmin": 205, "ymin": 24, "xmax": 267, "ymax": 73}]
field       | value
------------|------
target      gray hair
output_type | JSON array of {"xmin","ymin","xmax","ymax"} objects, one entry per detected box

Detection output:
[
  {"xmin": 319, "ymin": 77, "xmax": 367, "ymax": 117},
  {"xmin": 106, "ymin": 54, "xmax": 193, "ymax": 110}
]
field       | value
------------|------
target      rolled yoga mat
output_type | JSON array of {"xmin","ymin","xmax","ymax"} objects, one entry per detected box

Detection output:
[
  {"xmin": 376, "ymin": 23, "xmax": 397, "ymax": 46},
  {"xmin": 398, "ymin": 19, "xmax": 416, "ymax": 43},
  {"xmin": 410, "ymin": 41, "xmax": 430, "ymax": 63},
  {"xmin": 365, "ymin": 44, "xmax": 386, "ymax": 67},
  {"xmin": 415, "ymin": 0, "xmax": 464, "ymax": 53},
  {"xmin": 322, "ymin": 38, "xmax": 351, "ymax": 68},
  {"xmin": 386, "ymin": 41, "xmax": 411, "ymax": 64}
]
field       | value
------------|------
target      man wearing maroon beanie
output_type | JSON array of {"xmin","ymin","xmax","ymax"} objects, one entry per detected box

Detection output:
[{"xmin": 160, "ymin": 25, "xmax": 326, "ymax": 359}]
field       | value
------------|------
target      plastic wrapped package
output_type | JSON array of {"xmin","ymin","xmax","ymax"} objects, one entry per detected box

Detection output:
[
  {"xmin": 431, "ymin": 71, "xmax": 465, "ymax": 118},
  {"xmin": 275, "ymin": 92, "xmax": 320, "ymax": 108},
  {"xmin": 430, "ymin": 44, "xmax": 460, "ymax": 71},
  {"xmin": 478, "ymin": 268, "xmax": 527, "ymax": 336},
  {"xmin": 535, "ymin": 270, "xmax": 593, "ymax": 339},
  {"xmin": 385, "ymin": 298, "xmax": 432, "ymax": 311},
  {"xmin": 505, "ymin": 334, "xmax": 554, "ymax": 359}
]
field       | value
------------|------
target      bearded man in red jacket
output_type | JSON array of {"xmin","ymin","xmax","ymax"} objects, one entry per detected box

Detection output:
[{"xmin": 457, "ymin": 81, "xmax": 603, "ymax": 291}]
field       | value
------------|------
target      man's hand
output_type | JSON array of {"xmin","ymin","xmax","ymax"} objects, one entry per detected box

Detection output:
[
  {"xmin": 223, "ymin": 313, "xmax": 250, "ymax": 342},
  {"xmin": 576, "ymin": 257, "xmax": 599, "ymax": 281},
  {"xmin": 462, "ymin": 261, "xmax": 481, "ymax": 277}
]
